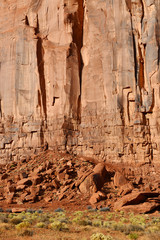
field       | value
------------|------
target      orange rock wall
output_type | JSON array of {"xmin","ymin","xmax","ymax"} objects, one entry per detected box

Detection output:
[{"xmin": 0, "ymin": 0, "xmax": 160, "ymax": 164}]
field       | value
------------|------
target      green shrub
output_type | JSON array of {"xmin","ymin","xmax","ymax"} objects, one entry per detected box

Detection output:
[
  {"xmin": 90, "ymin": 233, "xmax": 113, "ymax": 240},
  {"xmin": 120, "ymin": 217, "xmax": 128, "ymax": 223},
  {"xmin": 72, "ymin": 216, "xmax": 92, "ymax": 226},
  {"xmin": 147, "ymin": 226, "xmax": 160, "ymax": 233},
  {"xmin": 74, "ymin": 211, "xmax": 84, "ymax": 217},
  {"xmin": 0, "ymin": 214, "xmax": 8, "ymax": 223},
  {"xmin": 16, "ymin": 221, "xmax": 30, "ymax": 231},
  {"xmin": 10, "ymin": 217, "xmax": 23, "ymax": 225},
  {"xmin": 92, "ymin": 220, "xmax": 102, "ymax": 227},
  {"xmin": 36, "ymin": 222, "xmax": 46, "ymax": 228},
  {"xmin": 129, "ymin": 215, "xmax": 145, "ymax": 226},
  {"xmin": 49, "ymin": 221, "xmax": 69, "ymax": 231},
  {"xmin": 128, "ymin": 233, "xmax": 139, "ymax": 240}
]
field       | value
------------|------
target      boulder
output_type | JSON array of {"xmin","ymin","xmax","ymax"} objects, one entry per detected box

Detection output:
[
  {"xmin": 79, "ymin": 163, "xmax": 108, "ymax": 194},
  {"xmin": 114, "ymin": 191, "xmax": 159, "ymax": 210},
  {"xmin": 89, "ymin": 191, "xmax": 106, "ymax": 205},
  {"xmin": 120, "ymin": 202, "xmax": 159, "ymax": 214},
  {"xmin": 114, "ymin": 172, "xmax": 128, "ymax": 187},
  {"xmin": 118, "ymin": 182, "xmax": 134, "ymax": 196},
  {"xmin": 17, "ymin": 178, "xmax": 32, "ymax": 186}
]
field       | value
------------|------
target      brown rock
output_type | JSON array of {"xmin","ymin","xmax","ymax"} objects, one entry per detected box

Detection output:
[
  {"xmin": 52, "ymin": 179, "xmax": 60, "ymax": 189},
  {"xmin": 1, "ymin": 173, "xmax": 9, "ymax": 180},
  {"xmin": 19, "ymin": 192, "xmax": 28, "ymax": 202},
  {"xmin": 46, "ymin": 169, "xmax": 54, "ymax": 175},
  {"xmin": 0, "ymin": 0, "xmax": 159, "ymax": 166},
  {"xmin": 20, "ymin": 172, "xmax": 28, "ymax": 179},
  {"xmin": 5, "ymin": 192, "xmax": 14, "ymax": 204},
  {"xmin": 114, "ymin": 191, "xmax": 159, "ymax": 210},
  {"xmin": 114, "ymin": 172, "xmax": 128, "ymax": 187},
  {"xmin": 7, "ymin": 185, "xmax": 16, "ymax": 193},
  {"xmin": 120, "ymin": 202, "xmax": 159, "ymax": 214},
  {"xmin": 58, "ymin": 193, "xmax": 66, "ymax": 201},
  {"xmin": 44, "ymin": 196, "xmax": 52, "ymax": 202},
  {"xmin": 25, "ymin": 194, "xmax": 36, "ymax": 202},
  {"xmin": 12, "ymin": 208, "xmax": 26, "ymax": 213},
  {"xmin": 31, "ymin": 176, "xmax": 43, "ymax": 185},
  {"xmin": 17, "ymin": 178, "xmax": 32, "ymax": 186},
  {"xmin": 34, "ymin": 166, "xmax": 44, "ymax": 174},
  {"xmin": 79, "ymin": 163, "xmax": 107, "ymax": 194},
  {"xmin": 118, "ymin": 182, "xmax": 134, "ymax": 196},
  {"xmin": 89, "ymin": 191, "xmax": 106, "ymax": 205},
  {"xmin": 57, "ymin": 172, "xmax": 66, "ymax": 181},
  {"xmin": 16, "ymin": 185, "xmax": 26, "ymax": 191}
]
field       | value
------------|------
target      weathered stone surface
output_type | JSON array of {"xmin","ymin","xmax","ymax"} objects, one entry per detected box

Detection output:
[
  {"xmin": 17, "ymin": 178, "xmax": 32, "ymax": 186},
  {"xmin": 120, "ymin": 202, "xmax": 159, "ymax": 214},
  {"xmin": 89, "ymin": 191, "xmax": 106, "ymax": 205},
  {"xmin": 114, "ymin": 172, "xmax": 128, "ymax": 187},
  {"xmin": 114, "ymin": 191, "xmax": 160, "ymax": 210},
  {"xmin": 0, "ymin": 0, "xmax": 160, "ymax": 165},
  {"xmin": 79, "ymin": 163, "xmax": 107, "ymax": 194}
]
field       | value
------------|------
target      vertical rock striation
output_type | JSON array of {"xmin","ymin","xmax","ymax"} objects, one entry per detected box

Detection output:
[{"xmin": 0, "ymin": 0, "xmax": 160, "ymax": 164}]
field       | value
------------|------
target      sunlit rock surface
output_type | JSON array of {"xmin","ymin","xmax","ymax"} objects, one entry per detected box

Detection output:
[{"xmin": 0, "ymin": 0, "xmax": 160, "ymax": 164}]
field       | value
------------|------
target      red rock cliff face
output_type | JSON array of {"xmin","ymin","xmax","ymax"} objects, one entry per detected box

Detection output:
[{"xmin": 0, "ymin": 0, "xmax": 160, "ymax": 164}]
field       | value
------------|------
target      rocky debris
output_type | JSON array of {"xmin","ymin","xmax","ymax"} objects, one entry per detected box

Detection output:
[
  {"xmin": 89, "ymin": 191, "xmax": 106, "ymax": 205},
  {"xmin": 0, "ymin": 150, "xmax": 159, "ymax": 214}
]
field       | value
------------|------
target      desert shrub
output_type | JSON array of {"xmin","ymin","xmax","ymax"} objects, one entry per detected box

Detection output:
[
  {"xmin": 36, "ymin": 214, "xmax": 49, "ymax": 223},
  {"xmin": 16, "ymin": 221, "xmax": 30, "ymax": 231},
  {"xmin": 129, "ymin": 215, "xmax": 145, "ymax": 227},
  {"xmin": 49, "ymin": 217, "xmax": 55, "ymax": 223},
  {"xmin": 8, "ymin": 213, "xmax": 16, "ymax": 219},
  {"xmin": 103, "ymin": 221, "xmax": 116, "ymax": 229},
  {"xmin": 125, "ymin": 224, "xmax": 144, "ymax": 233},
  {"xmin": 36, "ymin": 222, "xmax": 46, "ymax": 228},
  {"xmin": 0, "ymin": 214, "xmax": 8, "ymax": 223},
  {"xmin": 128, "ymin": 233, "xmax": 139, "ymax": 240},
  {"xmin": 10, "ymin": 216, "xmax": 23, "ymax": 225},
  {"xmin": 74, "ymin": 211, "xmax": 84, "ymax": 217},
  {"xmin": 92, "ymin": 220, "xmax": 102, "ymax": 227},
  {"xmin": 147, "ymin": 225, "xmax": 160, "ymax": 233},
  {"xmin": 120, "ymin": 211, "xmax": 124, "ymax": 216},
  {"xmin": 106, "ymin": 221, "xmax": 144, "ymax": 235},
  {"xmin": 49, "ymin": 221, "xmax": 69, "ymax": 231},
  {"xmin": 17, "ymin": 229, "xmax": 33, "ymax": 236},
  {"xmin": 151, "ymin": 217, "xmax": 160, "ymax": 225},
  {"xmin": 106, "ymin": 213, "xmax": 114, "ymax": 221},
  {"xmin": 0, "ymin": 223, "xmax": 11, "ymax": 230},
  {"xmin": 72, "ymin": 216, "xmax": 92, "ymax": 226},
  {"xmin": 16, "ymin": 221, "xmax": 32, "ymax": 236},
  {"xmin": 90, "ymin": 233, "xmax": 113, "ymax": 240},
  {"xmin": 120, "ymin": 217, "xmax": 128, "ymax": 223}
]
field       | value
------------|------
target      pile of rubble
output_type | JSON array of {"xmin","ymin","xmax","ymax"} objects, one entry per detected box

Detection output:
[{"xmin": 0, "ymin": 150, "xmax": 159, "ymax": 213}]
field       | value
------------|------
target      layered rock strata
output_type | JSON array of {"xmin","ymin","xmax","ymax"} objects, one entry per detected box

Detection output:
[{"xmin": 0, "ymin": 0, "xmax": 160, "ymax": 163}]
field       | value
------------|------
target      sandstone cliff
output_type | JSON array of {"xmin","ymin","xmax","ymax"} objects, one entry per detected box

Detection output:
[{"xmin": 0, "ymin": 0, "xmax": 160, "ymax": 164}]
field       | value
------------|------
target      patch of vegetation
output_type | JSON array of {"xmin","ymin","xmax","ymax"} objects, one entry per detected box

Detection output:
[
  {"xmin": 90, "ymin": 233, "xmax": 113, "ymax": 240},
  {"xmin": 128, "ymin": 232, "xmax": 139, "ymax": 240},
  {"xmin": 49, "ymin": 220, "xmax": 69, "ymax": 231},
  {"xmin": 36, "ymin": 222, "xmax": 46, "ymax": 228},
  {"xmin": 10, "ymin": 216, "xmax": 23, "ymax": 225}
]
